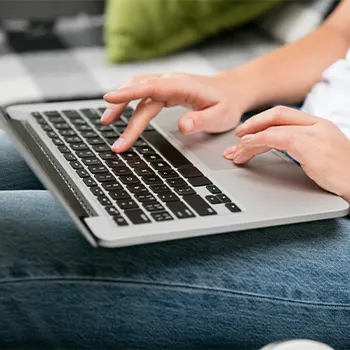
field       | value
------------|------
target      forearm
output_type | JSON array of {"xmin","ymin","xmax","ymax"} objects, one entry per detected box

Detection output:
[{"xmin": 220, "ymin": 1, "xmax": 350, "ymax": 112}]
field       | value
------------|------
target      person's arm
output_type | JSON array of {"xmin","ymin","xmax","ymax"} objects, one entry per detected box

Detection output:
[{"xmin": 220, "ymin": 0, "xmax": 350, "ymax": 111}]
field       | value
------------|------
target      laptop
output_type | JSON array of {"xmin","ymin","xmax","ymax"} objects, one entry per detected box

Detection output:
[{"xmin": 1, "ymin": 99, "xmax": 348, "ymax": 248}]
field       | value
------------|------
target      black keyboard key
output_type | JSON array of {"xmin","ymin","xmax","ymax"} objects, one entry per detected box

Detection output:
[
  {"xmin": 127, "ymin": 159, "xmax": 147, "ymax": 168},
  {"xmin": 158, "ymin": 170, "xmax": 178, "ymax": 179},
  {"xmin": 77, "ymin": 169, "xmax": 90, "ymax": 178},
  {"xmin": 151, "ymin": 211, "xmax": 173, "ymax": 222},
  {"xmin": 183, "ymin": 195, "xmax": 217, "ymax": 216},
  {"xmin": 143, "ymin": 202, "xmax": 165, "ymax": 212},
  {"xmin": 70, "ymin": 161, "xmax": 83, "ymax": 170},
  {"xmin": 54, "ymin": 123, "xmax": 71, "ymax": 130},
  {"xmin": 142, "ymin": 175, "xmax": 163, "ymax": 185},
  {"xmin": 217, "ymin": 194, "xmax": 231, "ymax": 203},
  {"xmin": 32, "ymin": 112, "xmax": 45, "ymax": 122},
  {"xmin": 112, "ymin": 167, "xmax": 133, "ymax": 176},
  {"xmin": 59, "ymin": 130, "xmax": 76, "ymax": 137},
  {"xmin": 135, "ymin": 193, "xmax": 156, "ymax": 203},
  {"xmin": 142, "ymin": 131, "xmax": 192, "ymax": 168},
  {"xmin": 127, "ymin": 184, "xmax": 148, "ymax": 193},
  {"xmin": 174, "ymin": 186, "xmax": 196, "ymax": 196},
  {"xmin": 83, "ymin": 158, "xmax": 101, "ymax": 166},
  {"xmin": 88, "ymin": 137, "xmax": 105, "ymax": 145},
  {"xmin": 44, "ymin": 110, "xmax": 61, "ymax": 118},
  {"xmin": 70, "ymin": 118, "xmax": 87, "ymax": 126},
  {"xmin": 90, "ymin": 119, "xmax": 103, "ymax": 126},
  {"xmin": 75, "ymin": 124, "xmax": 92, "ymax": 132},
  {"xmin": 64, "ymin": 153, "xmax": 77, "ymax": 161},
  {"xmin": 120, "ymin": 151, "xmax": 139, "ymax": 160},
  {"xmin": 205, "ymin": 195, "xmax": 221, "ymax": 204},
  {"xmin": 207, "ymin": 185, "xmax": 221, "ymax": 194},
  {"xmin": 114, "ymin": 119, "xmax": 127, "ymax": 127},
  {"xmin": 150, "ymin": 161, "xmax": 171, "ymax": 171},
  {"xmin": 49, "ymin": 116, "xmax": 65, "ymax": 124},
  {"xmin": 98, "ymin": 195, "xmax": 112, "ymax": 206},
  {"xmin": 65, "ymin": 136, "xmax": 82, "ymax": 144},
  {"xmin": 188, "ymin": 176, "xmax": 212, "ymax": 187},
  {"xmin": 47, "ymin": 131, "xmax": 58, "ymax": 139},
  {"xmin": 150, "ymin": 184, "xmax": 169, "ymax": 193},
  {"xmin": 76, "ymin": 150, "xmax": 95, "ymax": 158},
  {"xmin": 102, "ymin": 181, "xmax": 123, "ymax": 191},
  {"xmin": 105, "ymin": 206, "xmax": 120, "ymax": 216},
  {"xmin": 158, "ymin": 191, "xmax": 179, "ymax": 202},
  {"xmin": 93, "ymin": 144, "xmax": 110, "ymax": 152},
  {"xmin": 166, "ymin": 201, "xmax": 195, "ymax": 219},
  {"xmin": 116, "ymin": 126, "xmax": 127, "ymax": 133},
  {"xmin": 71, "ymin": 143, "xmax": 89, "ymax": 151},
  {"xmin": 83, "ymin": 177, "xmax": 97, "ymax": 187},
  {"xmin": 81, "ymin": 131, "xmax": 98, "ymax": 138},
  {"xmin": 120, "ymin": 175, "xmax": 140, "ymax": 185},
  {"xmin": 124, "ymin": 209, "xmax": 151, "ymax": 224},
  {"xmin": 100, "ymin": 152, "xmax": 119, "ymax": 160},
  {"xmin": 225, "ymin": 203, "xmax": 241, "ymax": 213},
  {"xmin": 95, "ymin": 125, "xmax": 113, "ymax": 132},
  {"xmin": 90, "ymin": 186, "xmax": 104, "ymax": 196},
  {"xmin": 109, "ymin": 191, "xmax": 130, "ymax": 200},
  {"xmin": 41, "ymin": 124, "xmax": 53, "ymax": 132},
  {"xmin": 89, "ymin": 165, "xmax": 108, "ymax": 174},
  {"xmin": 105, "ymin": 137, "xmax": 117, "ymax": 145},
  {"xmin": 117, "ymin": 199, "xmax": 139, "ymax": 210},
  {"xmin": 101, "ymin": 131, "xmax": 119, "ymax": 138},
  {"xmin": 114, "ymin": 216, "xmax": 129, "ymax": 226},
  {"xmin": 106, "ymin": 158, "xmax": 125, "ymax": 168},
  {"xmin": 58, "ymin": 145, "xmax": 70, "ymax": 153},
  {"xmin": 123, "ymin": 106, "xmax": 134, "ymax": 118},
  {"xmin": 98, "ymin": 107, "xmax": 106, "ymax": 114},
  {"xmin": 81, "ymin": 108, "xmax": 100, "ymax": 120},
  {"xmin": 166, "ymin": 178, "xmax": 187, "ymax": 187},
  {"xmin": 133, "ymin": 139, "xmax": 148, "ymax": 147},
  {"xmin": 52, "ymin": 138, "xmax": 64, "ymax": 146},
  {"xmin": 135, "ymin": 167, "xmax": 154, "ymax": 176},
  {"xmin": 143, "ymin": 154, "xmax": 163, "ymax": 162},
  {"xmin": 95, "ymin": 173, "xmax": 115, "ymax": 182},
  {"xmin": 135, "ymin": 146, "xmax": 156, "ymax": 155},
  {"xmin": 178, "ymin": 167, "xmax": 203, "ymax": 178},
  {"xmin": 62, "ymin": 110, "xmax": 81, "ymax": 119}
]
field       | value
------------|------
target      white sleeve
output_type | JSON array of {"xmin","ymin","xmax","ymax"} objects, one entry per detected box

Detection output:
[{"xmin": 301, "ymin": 49, "xmax": 350, "ymax": 139}]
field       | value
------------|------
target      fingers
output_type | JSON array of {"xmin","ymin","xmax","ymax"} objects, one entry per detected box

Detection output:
[
  {"xmin": 104, "ymin": 76, "xmax": 218, "ymax": 109},
  {"xmin": 224, "ymin": 125, "xmax": 305, "ymax": 165},
  {"xmin": 112, "ymin": 99, "xmax": 164, "ymax": 153},
  {"xmin": 235, "ymin": 106, "xmax": 318, "ymax": 137},
  {"xmin": 101, "ymin": 74, "xmax": 161, "ymax": 125}
]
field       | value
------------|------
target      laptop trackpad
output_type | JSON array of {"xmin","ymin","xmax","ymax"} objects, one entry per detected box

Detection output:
[{"xmin": 171, "ymin": 130, "xmax": 286, "ymax": 171}]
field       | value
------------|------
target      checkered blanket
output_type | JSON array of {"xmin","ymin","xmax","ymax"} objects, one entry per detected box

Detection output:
[{"xmin": 0, "ymin": 16, "xmax": 280, "ymax": 108}]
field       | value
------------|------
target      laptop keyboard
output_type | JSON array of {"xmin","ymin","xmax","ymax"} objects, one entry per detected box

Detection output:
[{"xmin": 31, "ymin": 107, "xmax": 241, "ymax": 226}]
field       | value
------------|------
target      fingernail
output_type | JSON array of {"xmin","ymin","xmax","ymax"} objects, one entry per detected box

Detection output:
[
  {"xmin": 183, "ymin": 118, "xmax": 194, "ymax": 134},
  {"xmin": 242, "ymin": 134, "xmax": 255, "ymax": 141},
  {"xmin": 101, "ymin": 109, "xmax": 114, "ymax": 123},
  {"xmin": 103, "ymin": 92, "xmax": 118, "ymax": 100},
  {"xmin": 112, "ymin": 137, "xmax": 125, "ymax": 152},
  {"xmin": 235, "ymin": 125, "xmax": 244, "ymax": 135},
  {"xmin": 223, "ymin": 145, "xmax": 237, "ymax": 159}
]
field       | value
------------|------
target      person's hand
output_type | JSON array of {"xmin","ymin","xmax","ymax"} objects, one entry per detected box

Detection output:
[
  {"xmin": 224, "ymin": 106, "xmax": 350, "ymax": 203},
  {"xmin": 102, "ymin": 72, "xmax": 249, "ymax": 153}
]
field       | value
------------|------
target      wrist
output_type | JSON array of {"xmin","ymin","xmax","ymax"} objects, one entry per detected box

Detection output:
[{"xmin": 216, "ymin": 67, "xmax": 268, "ymax": 113}]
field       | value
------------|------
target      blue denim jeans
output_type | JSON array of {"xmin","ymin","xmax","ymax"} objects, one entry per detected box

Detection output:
[{"xmin": 0, "ymin": 131, "xmax": 349, "ymax": 350}]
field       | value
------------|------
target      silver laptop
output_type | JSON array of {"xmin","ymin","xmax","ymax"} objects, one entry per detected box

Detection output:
[{"xmin": 1, "ymin": 99, "xmax": 348, "ymax": 248}]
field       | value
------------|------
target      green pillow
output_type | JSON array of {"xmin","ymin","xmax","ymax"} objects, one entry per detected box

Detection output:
[{"xmin": 105, "ymin": 0, "xmax": 282, "ymax": 63}]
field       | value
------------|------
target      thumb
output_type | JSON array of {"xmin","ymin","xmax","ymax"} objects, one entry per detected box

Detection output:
[{"xmin": 178, "ymin": 105, "xmax": 238, "ymax": 135}]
